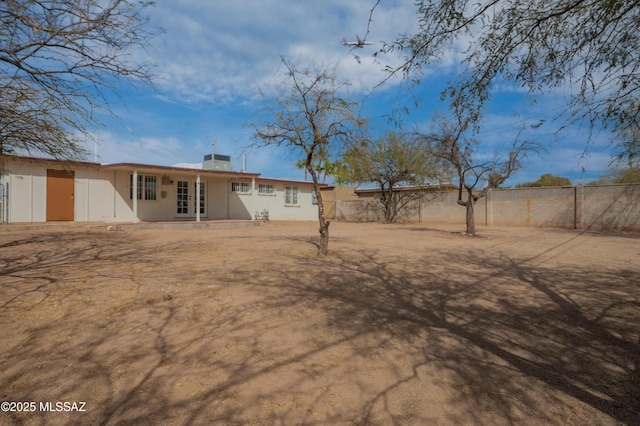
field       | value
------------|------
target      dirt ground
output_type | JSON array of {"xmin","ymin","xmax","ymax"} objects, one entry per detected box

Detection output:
[{"xmin": 0, "ymin": 221, "xmax": 639, "ymax": 425}]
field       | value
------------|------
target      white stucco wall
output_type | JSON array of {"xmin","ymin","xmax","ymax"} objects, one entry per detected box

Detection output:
[
  {"xmin": 102, "ymin": 170, "xmax": 118, "ymax": 222},
  {"xmin": 209, "ymin": 179, "xmax": 229, "ymax": 219},
  {"xmin": 228, "ymin": 179, "xmax": 254, "ymax": 220},
  {"xmin": 74, "ymin": 169, "xmax": 107, "ymax": 222},
  {"xmin": 3, "ymin": 161, "xmax": 110, "ymax": 223},
  {"xmin": 4, "ymin": 162, "xmax": 47, "ymax": 223},
  {"xmin": 112, "ymin": 170, "xmax": 171, "ymax": 222},
  {"xmin": 246, "ymin": 180, "xmax": 319, "ymax": 221},
  {"xmin": 111, "ymin": 170, "xmax": 135, "ymax": 222},
  {"xmin": 2, "ymin": 158, "xmax": 323, "ymax": 223},
  {"xmin": 111, "ymin": 171, "xmax": 248, "ymax": 222}
]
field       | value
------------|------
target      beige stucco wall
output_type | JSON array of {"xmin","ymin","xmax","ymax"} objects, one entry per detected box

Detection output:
[{"xmin": 319, "ymin": 185, "xmax": 358, "ymax": 219}]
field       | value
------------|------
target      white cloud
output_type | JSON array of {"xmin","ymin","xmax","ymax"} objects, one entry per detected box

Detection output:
[
  {"xmin": 83, "ymin": 131, "xmax": 186, "ymax": 165},
  {"xmin": 140, "ymin": 0, "xmax": 417, "ymax": 104}
]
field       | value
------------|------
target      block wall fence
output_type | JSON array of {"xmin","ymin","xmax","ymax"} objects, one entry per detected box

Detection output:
[{"xmin": 334, "ymin": 184, "xmax": 640, "ymax": 233}]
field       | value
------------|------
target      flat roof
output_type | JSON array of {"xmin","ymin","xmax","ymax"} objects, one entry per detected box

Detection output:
[
  {"xmin": 2, "ymin": 155, "xmax": 100, "ymax": 168},
  {"xmin": 103, "ymin": 162, "xmax": 260, "ymax": 178},
  {"xmin": 3, "ymin": 155, "xmax": 322, "ymax": 186}
]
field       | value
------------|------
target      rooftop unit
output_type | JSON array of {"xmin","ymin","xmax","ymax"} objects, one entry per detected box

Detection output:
[{"xmin": 203, "ymin": 153, "xmax": 231, "ymax": 171}]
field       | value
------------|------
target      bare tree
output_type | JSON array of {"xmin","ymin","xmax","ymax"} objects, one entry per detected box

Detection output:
[
  {"xmin": 342, "ymin": 131, "xmax": 444, "ymax": 223},
  {"xmin": 383, "ymin": 0, "xmax": 639, "ymax": 163},
  {"xmin": 250, "ymin": 58, "xmax": 366, "ymax": 256},
  {"xmin": 0, "ymin": 0, "xmax": 155, "ymax": 160},
  {"xmin": 423, "ymin": 115, "xmax": 539, "ymax": 235}
]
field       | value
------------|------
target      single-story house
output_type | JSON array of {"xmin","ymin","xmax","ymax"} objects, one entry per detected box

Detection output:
[{"xmin": 0, "ymin": 155, "xmax": 323, "ymax": 224}]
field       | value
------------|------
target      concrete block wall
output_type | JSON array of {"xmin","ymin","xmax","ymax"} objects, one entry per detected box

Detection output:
[
  {"xmin": 335, "ymin": 200, "xmax": 384, "ymax": 222},
  {"xmin": 335, "ymin": 184, "xmax": 640, "ymax": 232},
  {"xmin": 486, "ymin": 187, "xmax": 575, "ymax": 228},
  {"xmin": 580, "ymin": 184, "xmax": 640, "ymax": 232},
  {"xmin": 420, "ymin": 191, "xmax": 471, "ymax": 224}
]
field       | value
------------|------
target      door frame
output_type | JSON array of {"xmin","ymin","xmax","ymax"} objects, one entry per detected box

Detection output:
[
  {"xmin": 175, "ymin": 180, "xmax": 206, "ymax": 218},
  {"xmin": 46, "ymin": 169, "xmax": 75, "ymax": 221}
]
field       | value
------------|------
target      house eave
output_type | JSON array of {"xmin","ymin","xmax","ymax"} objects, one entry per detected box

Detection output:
[
  {"xmin": 101, "ymin": 162, "xmax": 261, "ymax": 178},
  {"xmin": 1, "ymin": 155, "xmax": 100, "ymax": 169}
]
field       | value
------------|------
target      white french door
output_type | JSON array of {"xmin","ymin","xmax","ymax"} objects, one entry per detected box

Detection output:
[{"xmin": 176, "ymin": 181, "xmax": 206, "ymax": 217}]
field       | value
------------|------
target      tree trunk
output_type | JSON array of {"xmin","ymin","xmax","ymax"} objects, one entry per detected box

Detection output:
[
  {"xmin": 318, "ymin": 213, "xmax": 330, "ymax": 256},
  {"xmin": 383, "ymin": 187, "xmax": 394, "ymax": 223},
  {"xmin": 316, "ymin": 188, "xmax": 330, "ymax": 256},
  {"xmin": 308, "ymin": 166, "xmax": 330, "ymax": 256},
  {"xmin": 465, "ymin": 187, "xmax": 476, "ymax": 235}
]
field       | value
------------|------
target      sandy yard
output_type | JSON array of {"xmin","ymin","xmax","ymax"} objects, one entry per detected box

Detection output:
[{"xmin": 0, "ymin": 220, "xmax": 639, "ymax": 425}]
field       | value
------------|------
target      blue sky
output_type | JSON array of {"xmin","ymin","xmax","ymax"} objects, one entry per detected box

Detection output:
[{"xmin": 82, "ymin": 0, "xmax": 617, "ymax": 186}]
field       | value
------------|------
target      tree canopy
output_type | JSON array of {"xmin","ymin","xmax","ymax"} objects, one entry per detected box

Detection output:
[
  {"xmin": 609, "ymin": 168, "xmax": 640, "ymax": 184},
  {"xmin": 0, "ymin": 0, "xmax": 155, "ymax": 160},
  {"xmin": 516, "ymin": 174, "xmax": 572, "ymax": 188},
  {"xmin": 385, "ymin": 0, "xmax": 639, "ymax": 163},
  {"xmin": 588, "ymin": 167, "xmax": 640, "ymax": 185},
  {"xmin": 341, "ymin": 131, "xmax": 442, "ymax": 223}
]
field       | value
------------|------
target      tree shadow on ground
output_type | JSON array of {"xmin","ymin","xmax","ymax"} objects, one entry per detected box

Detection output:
[
  {"xmin": 0, "ymin": 228, "xmax": 638, "ymax": 424},
  {"xmin": 272, "ymin": 246, "xmax": 640, "ymax": 424},
  {"xmin": 0, "ymin": 230, "xmax": 186, "ymax": 425}
]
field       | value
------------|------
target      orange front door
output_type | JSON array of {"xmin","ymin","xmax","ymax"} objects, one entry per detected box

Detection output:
[{"xmin": 46, "ymin": 169, "xmax": 75, "ymax": 221}]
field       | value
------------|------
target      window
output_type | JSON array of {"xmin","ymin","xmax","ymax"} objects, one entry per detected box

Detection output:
[
  {"xmin": 285, "ymin": 186, "xmax": 298, "ymax": 205},
  {"xmin": 129, "ymin": 174, "xmax": 157, "ymax": 201},
  {"xmin": 258, "ymin": 183, "xmax": 275, "ymax": 195},
  {"xmin": 144, "ymin": 176, "xmax": 157, "ymax": 200},
  {"xmin": 231, "ymin": 181, "xmax": 250, "ymax": 193}
]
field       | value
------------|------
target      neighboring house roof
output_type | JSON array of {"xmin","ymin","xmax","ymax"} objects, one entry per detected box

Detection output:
[{"xmin": 355, "ymin": 184, "xmax": 457, "ymax": 196}]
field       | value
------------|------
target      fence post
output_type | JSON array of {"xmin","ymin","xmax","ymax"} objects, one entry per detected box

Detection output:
[
  {"xmin": 579, "ymin": 184, "xmax": 584, "ymax": 230},
  {"xmin": 485, "ymin": 188, "xmax": 492, "ymax": 226},
  {"xmin": 573, "ymin": 186, "xmax": 577, "ymax": 230},
  {"xmin": 573, "ymin": 185, "xmax": 584, "ymax": 230}
]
